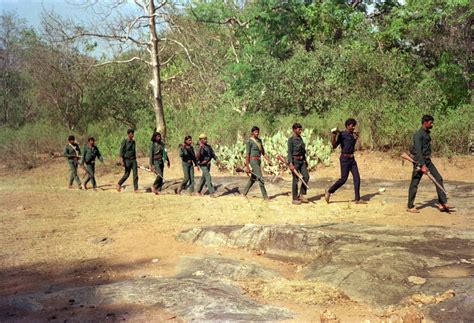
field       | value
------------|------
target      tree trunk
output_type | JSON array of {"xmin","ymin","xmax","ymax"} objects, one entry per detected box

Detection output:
[{"xmin": 149, "ymin": 0, "xmax": 167, "ymax": 138}]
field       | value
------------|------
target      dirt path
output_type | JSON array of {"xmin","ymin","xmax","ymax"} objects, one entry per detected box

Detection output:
[{"xmin": 0, "ymin": 152, "xmax": 473, "ymax": 321}]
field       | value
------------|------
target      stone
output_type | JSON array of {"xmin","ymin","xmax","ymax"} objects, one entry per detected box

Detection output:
[
  {"xmin": 178, "ymin": 223, "xmax": 474, "ymax": 321},
  {"xmin": 407, "ymin": 276, "xmax": 426, "ymax": 285},
  {"xmin": 3, "ymin": 257, "xmax": 293, "ymax": 321},
  {"xmin": 320, "ymin": 309, "xmax": 339, "ymax": 323},
  {"xmin": 378, "ymin": 188, "xmax": 386, "ymax": 193},
  {"xmin": 151, "ymin": 258, "xmax": 159, "ymax": 263},
  {"xmin": 16, "ymin": 206, "xmax": 25, "ymax": 211},
  {"xmin": 399, "ymin": 306, "xmax": 424, "ymax": 323}
]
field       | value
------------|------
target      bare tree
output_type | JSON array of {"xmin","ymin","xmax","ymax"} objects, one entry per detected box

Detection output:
[{"xmin": 42, "ymin": 0, "xmax": 196, "ymax": 138}]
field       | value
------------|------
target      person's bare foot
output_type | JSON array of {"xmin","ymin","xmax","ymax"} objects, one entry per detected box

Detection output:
[
  {"xmin": 354, "ymin": 200, "xmax": 367, "ymax": 204},
  {"xmin": 299, "ymin": 196, "xmax": 309, "ymax": 203},
  {"xmin": 195, "ymin": 192, "xmax": 202, "ymax": 196},
  {"xmin": 134, "ymin": 189, "xmax": 139, "ymax": 193},
  {"xmin": 292, "ymin": 200, "xmax": 302, "ymax": 205},
  {"xmin": 435, "ymin": 203, "xmax": 454, "ymax": 212},
  {"xmin": 407, "ymin": 207, "xmax": 420, "ymax": 213},
  {"xmin": 116, "ymin": 184, "xmax": 121, "ymax": 192},
  {"xmin": 324, "ymin": 189, "xmax": 331, "ymax": 204},
  {"xmin": 68, "ymin": 185, "xmax": 73, "ymax": 189},
  {"xmin": 81, "ymin": 184, "xmax": 87, "ymax": 190}
]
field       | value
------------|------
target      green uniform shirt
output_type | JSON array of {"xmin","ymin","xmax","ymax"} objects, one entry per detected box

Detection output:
[
  {"xmin": 120, "ymin": 138, "xmax": 136, "ymax": 159},
  {"xmin": 180, "ymin": 144, "xmax": 197, "ymax": 165},
  {"xmin": 410, "ymin": 127, "xmax": 432, "ymax": 166},
  {"xmin": 195, "ymin": 144, "xmax": 217, "ymax": 166},
  {"xmin": 149, "ymin": 141, "xmax": 168, "ymax": 166},
  {"xmin": 287, "ymin": 135, "xmax": 306, "ymax": 164},
  {"xmin": 82, "ymin": 145, "xmax": 103, "ymax": 165},
  {"xmin": 64, "ymin": 143, "xmax": 81, "ymax": 161},
  {"xmin": 246, "ymin": 137, "xmax": 264, "ymax": 158}
]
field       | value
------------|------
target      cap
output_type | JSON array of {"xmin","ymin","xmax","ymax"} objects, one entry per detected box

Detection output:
[{"xmin": 199, "ymin": 133, "xmax": 207, "ymax": 139}]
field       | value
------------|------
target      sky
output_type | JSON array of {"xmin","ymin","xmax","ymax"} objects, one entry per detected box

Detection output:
[
  {"xmin": 0, "ymin": 0, "xmax": 139, "ymax": 31},
  {"xmin": 1, "ymin": 1, "xmax": 87, "ymax": 29}
]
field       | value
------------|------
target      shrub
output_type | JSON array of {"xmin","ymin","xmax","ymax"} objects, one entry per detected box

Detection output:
[{"xmin": 216, "ymin": 129, "xmax": 332, "ymax": 175}]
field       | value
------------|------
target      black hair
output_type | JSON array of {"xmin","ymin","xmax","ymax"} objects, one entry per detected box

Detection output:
[
  {"xmin": 68, "ymin": 135, "xmax": 75, "ymax": 141},
  {"xmin": 127, "ymin": 128, "xmax": 135, "ymax": 134},
  {"xmin": 345, "ymin": 118, "xmax": 357, "ymax": 127},
  {"xmin": 87, "ymin": 137, "xmax": 95, "ymax": 142},
  {"xmin": 421, "ymin": 115, "xmax": 434, "ymax": 124},
  {"xmin": 151, "ymin": 132, "xmax": 161, "ymax": 142},
  {"xmin": 184, "ymin": 135, "xmax": 192, "ymax": 143},
  {"xmin": 292, "ymin": 123, "xmax": 302, "ymax": 130},
  {"xmin": 251, "ymin": 126, "xmax": 260, "ymax": 132}
]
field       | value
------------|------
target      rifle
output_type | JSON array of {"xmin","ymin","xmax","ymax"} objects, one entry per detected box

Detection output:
[
  {"xmin": 138, "ymin": 165, "xmax": 164, "ymax": 180},
  {"xmin": 235, "ymin": 166, "xmax": 265, "ymax": 184},
  {"xmin": 401, "ymin": 152, "xmax": 448, "ymax": 195},
  {"xmin": 276, "ymin": 154, "xmax": 310, "ymax": 190}
]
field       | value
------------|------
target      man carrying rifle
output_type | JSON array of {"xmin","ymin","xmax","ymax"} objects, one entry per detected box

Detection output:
[
  {"xmin": 242, "ymin": 126, "xmax": 271, "ymax": 200},
  {"xmin": 325, "ymin": 118, "xmax": 365, "ymax": 204},
  {"xmin": 81, "ymin": 137, "xmax": 103, "ymax": 191},
  {"xmin": 196, "ymin": 134, "xmax": 221, "ymax": 198},
  {"xmin": 288, "ymin": 123, "xmax": 310, "ymax": 205},
  {"xmin": 116, "ymin": 128, "xmax": 139, "ymax": 193},
  {"xmin": 407, "ymin": 115, "xmax": 453, "ymax": 213},
  {"xmin": 177, "ymin": 135, "xmax": 198, "ymax": 195},
  {"xmin": 150, "ymin": 131, "xmax": 170, "ymax": 194},
  {"xmin": 64, "ymin": 135, "xmax": 82, "ymax": 189}
]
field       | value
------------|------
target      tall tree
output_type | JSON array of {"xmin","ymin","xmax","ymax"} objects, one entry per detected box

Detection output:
[{"xmin": 42, "ymin": 0, "xmax": 197, "ymax": 138}]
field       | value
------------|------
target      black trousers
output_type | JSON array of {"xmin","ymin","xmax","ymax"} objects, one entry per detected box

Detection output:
[
  {"xmin": 407, "ymin": 160, "xmax": 447, "ymax": 209},
  {"xmin": 328, "ymin": 157, "xmax": 360, "ymax": 201}
]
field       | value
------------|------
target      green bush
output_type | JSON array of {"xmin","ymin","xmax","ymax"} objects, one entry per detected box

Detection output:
[{"xmin": 216, "ymin": 128, "xmax": 332, "ymax": 175}]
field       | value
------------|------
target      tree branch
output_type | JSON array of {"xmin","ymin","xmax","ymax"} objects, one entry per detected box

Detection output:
[
  {"xmin": 154, "ymin": 0, "xmax": 168, "ymax": 13},
  {"xmin": 71, "ymin": 31, "xmax": 147, "ymax": 47},
  {"xmin": 161, "ymin": 37, "xmax": 197, "ymax": 68},
  {"xmin": 93, "ymin": 56, "xmax": 151, "ymax": 67},
  {"xmin": 160, "ymin": 54, "xmax": 175, "ymax": 67}
]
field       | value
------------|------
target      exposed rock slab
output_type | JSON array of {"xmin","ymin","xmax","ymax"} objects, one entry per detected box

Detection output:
[
  {"xmin": 177, "ymin": 223, "xmax": 474, "ymax": 321},
  {"xmin": 3, "ymin": 257, "xmax": 293, "ymax": 321}
]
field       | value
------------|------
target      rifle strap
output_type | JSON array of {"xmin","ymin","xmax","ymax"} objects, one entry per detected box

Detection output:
[
  {"xmin": 69, "ymin": 143, "xmax": 79, "ymax": 157},
  {"xmin": 250, "ymin": 137, "xmax": 264, "ymax": 154}
]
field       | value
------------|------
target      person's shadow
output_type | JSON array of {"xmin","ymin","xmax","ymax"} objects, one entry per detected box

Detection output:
[
  {"xmin": 219, "ymin": 186, "xmax": 240, "ymax": 197},
  {"xmin": 360, "ymin": 192, "xmax": 380, "ymax": 201},
  {"xmin": 269, "ymin": 191, "xmax": 291, "ymax": 200},
  {"xmin": 308, "ymin": 193, "xmax": 324, "ymax": 202},
  {"xmin": 418, "ymin": 198, "xmax": 456, "ymax": 212}
]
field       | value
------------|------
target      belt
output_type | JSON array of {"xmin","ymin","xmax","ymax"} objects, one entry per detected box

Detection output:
[
  {"xmin": 153, "ymin": 156, "xmax": 163, "ymax": 160},
  {"xmin": 340, "ymin": 153, "xmax": 354, "ymax": 158},
  {"xmin": 251, "ymin": 156, "xmax": 261, "ymax": 160},
  {"xmin": 293, "ymin": 155, "xmax": 304, "ymax": 160}
]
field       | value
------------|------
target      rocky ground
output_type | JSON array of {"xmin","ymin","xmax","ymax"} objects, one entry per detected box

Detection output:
[{"xmin": 0, "ymin": 151, "xmax": 473, "ymax": 322}]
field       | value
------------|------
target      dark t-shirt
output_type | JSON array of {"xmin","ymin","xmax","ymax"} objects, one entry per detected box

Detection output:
[{"xmin": 336, "ymin": 131, "xmax": 357, "ymax": 154}]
